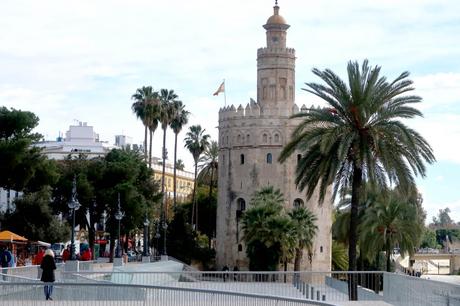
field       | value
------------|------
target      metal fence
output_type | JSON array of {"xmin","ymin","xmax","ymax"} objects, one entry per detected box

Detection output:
[
  {"xmin": 60, "ymin": 270, "xmax": 384, "ymax": 302},
  {"xmin": 0, "ymin": 282, "xmax": 337, "ymax": 306},
  {"xmin": 4, "ymin": 266, "xmax": 460, "ymax": 305}
]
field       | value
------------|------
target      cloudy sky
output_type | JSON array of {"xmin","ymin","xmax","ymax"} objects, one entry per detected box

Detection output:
[{"xmin": 1, "ymin": 0, "xmax": 459, "ymax": 223}]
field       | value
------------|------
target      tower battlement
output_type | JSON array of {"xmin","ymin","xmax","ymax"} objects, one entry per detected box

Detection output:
[
  {"xmin": 257, "ymin": 47, "xmax": 295, "ymax": 56},
  {"xmin": 218, "ymin": 101, "xmax": 312, "ymax": 121}
]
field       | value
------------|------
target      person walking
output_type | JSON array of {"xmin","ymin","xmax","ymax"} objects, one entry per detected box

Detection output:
[
  {"xmin": 1, "ymin": 246, "xmax": 12, "ymax": 280},
  {"xmin": 40, "ymin": 249, "xmax": 56, "ymax": 300}
]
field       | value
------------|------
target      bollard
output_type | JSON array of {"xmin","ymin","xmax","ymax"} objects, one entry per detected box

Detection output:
[{"xmin": 317, "ymin": 290, "xmax": 320, "ymax": 301}]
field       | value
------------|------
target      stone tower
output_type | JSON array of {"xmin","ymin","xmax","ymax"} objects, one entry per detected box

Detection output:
[{"xmin": 216, "ymin": 3, "xmax": 332, "ymax": 271}]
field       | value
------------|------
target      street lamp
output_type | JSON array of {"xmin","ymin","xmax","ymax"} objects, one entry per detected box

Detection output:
[
  {"xmin": 114, "ymin": 193, "xmax": 124, "ymax": 258},
  {"xmin": 67, "ymin": 175, "xmax": 81, "ymax": 261},
  {"xmin": 143, "ymin": 213, "xmax": 150, "ymax": 256},
  {"xmin": 155, "ymin": 221, "xmax": 161, "ymax": 256}
]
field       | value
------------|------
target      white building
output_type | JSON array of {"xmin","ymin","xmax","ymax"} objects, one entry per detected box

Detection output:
[
  {"xmin": 34, "ymin": 122, "xmax": 110, "ymax": 160},
  {"xmin": 216, "ymin": 4, "xmax": 332, "ymax": 271},
  {"xmin": 115, "ymin": 135, "xmax": 133, "ymax": 149},
  {"xmin": 0, "ymin": 188, "xmax": 20, "ymax": 214}
]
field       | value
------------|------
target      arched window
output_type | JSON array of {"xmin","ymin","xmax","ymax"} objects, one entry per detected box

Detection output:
[
  {"xmin": 237, "ymin": 134, "xmax": 241, "ymax": 143},
  {"xmin": 237, "ymin": 198, "xmax": 246, "ymax": 211},
  {"xmin": 297, "ymin": 154, "xmax": 301, "ymax": 163},
  {"xmin": 238, "ymin": 244, "xmax": 243, "ymax": 252},
  {"xmin": 320, "ymin": 246, "xmax": 323, "ymax": 253},
  {"xmin": 266, "ymin": 153, "xmax": 272, "ymax": 164},
  {"xmin": 246, "ymin": 134, "xmax": 250, "ymax": 143},
  {"xmin": 263, "ymin": 133, "xmax": 268, "ymax": 143},
  {"xmin": 293, "ymin": 198, "xmax": 304, "ymax": 208},
  {"xmin": 240, "ymin": 154, "xmax": 245, "ymax": 165},
  {"xmin": 274, "ymin": 133, "xmax": 279, "ymax": 143}
]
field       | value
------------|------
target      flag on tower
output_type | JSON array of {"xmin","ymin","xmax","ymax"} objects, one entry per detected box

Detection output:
[{"xmin": 213, "ymin": 81, "xmax": 225, "ymax": 96}]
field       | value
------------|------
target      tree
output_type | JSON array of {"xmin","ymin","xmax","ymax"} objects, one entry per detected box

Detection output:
[
  {"xmin": 288, "ymin": 207, "xmax": 318, "ymax": 271},
  {"xmin": 432, "ymin": 208, "xmax": 454, "ymax": 227},
  {"xmin": 176, "ymin": 159, "xmax": 185, "ymax": 171},
  {"xmin": 158, "ymin": 89, "xmax": 178, "ymax": 235},
  {"xmin": 420, "ymin": 228, "xmax": 438, "ymax": 249},
  {"xmin": 3, "ymin": 188, "xmax": 70, "ymax": 243},
  {"xmin": 332, "ymin": 241, "xmax": 349, "ymax": 271},
  {"xmin": 131, "ymin": 86, "xmax": 159, "ymax": 166},
  {"xmin": 145, "ymin": 95, "xmax": 161, "ymax": 169},
  {"xmin": 241, "ymin": 186, "xmax": 295, "ymax": 271},
  {"xmin": 170, "ymin": 100, "xmax": 190, "ymax": 207},
  {"xmin": 279, "ymin": 60, "xmax": 435, "ymax": 299},
  {"xmin": 359, "ymin": 191, "xmax": 423, "ymax": 272},
  {"xmin": 184, "ymin": 125, "xmax": 210, "ymax": 230},
  {"xmin": 52, "ymin": 150, "xmax": 161, "ymax": 261},
  {"xmin": 198, "ymin": 140, "xmax": 218, "ymax": 199},
  {"xmin": 0, "ymin": 107, "xmax": 51, "ymax": 191}
]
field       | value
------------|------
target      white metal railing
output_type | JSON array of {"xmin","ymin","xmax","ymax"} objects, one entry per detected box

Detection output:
[
  {"xmin": 58, "ymin": 270, "xmax": 460, "ymax": 305},
  {"xmin": 4, "ymin": 266, "xmax": 460, "ymax": 305},
  {"xmin": 0, "ymin": 282, "xmax": 336, "ymax": 306}
]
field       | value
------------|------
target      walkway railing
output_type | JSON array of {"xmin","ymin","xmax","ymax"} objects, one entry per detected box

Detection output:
[
  {"xmin": 62, "ymin": 270, "xmax": 383, "ymax": 302},
  {"xmin": 0, "ymin": 282, "xmax": 337, "ymax": 306},
  {"xmin": 4, "ymin": 266, "xmax": 460, "ymax": 305}
]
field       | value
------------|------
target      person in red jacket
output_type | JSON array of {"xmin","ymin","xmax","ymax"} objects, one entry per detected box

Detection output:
[
  {"xmin": 80, "ymin": 248, "xmax": 92, "ymax": 261},
  {"xmin": 61, "ymin": 246, "xmax": 70, "ymax": 262},
  {"xmin": 35, "ymin": 248, "xmax": 45, "ymax": 265}
]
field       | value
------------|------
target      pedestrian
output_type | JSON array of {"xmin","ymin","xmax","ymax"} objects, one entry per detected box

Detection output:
[
  {"xmin": 40, "ymin": 249, "xmax": 56, "ymax": 301},
  {"xmin": 233, "ymin": 265, "xmax": 239, "ymax": 281},
  {"xmin": 61, "ymin": 245, "xmax": 70, "ymax": 262},
  {"xmin": 222, "ymin": 265, "xmax": 229, "ymax": 282},
  {"xmin": 1, "ymin": 246, "xmax": 12, "ymax": 280}
]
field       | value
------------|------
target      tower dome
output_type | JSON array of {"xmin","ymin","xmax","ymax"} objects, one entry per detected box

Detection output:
[{"xmin": 266, "ymin": 5, "xmax": 287, "ymax": 25}]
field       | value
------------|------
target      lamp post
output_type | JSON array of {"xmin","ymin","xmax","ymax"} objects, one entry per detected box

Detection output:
[
  {"xmin": 67, "ymin": 175, "xmax": 81, "ymax": 261},
  {"xmin": 114, "ymin": 193, "xmax": 124, "ymax": 258},
  {"xmin": 143, "ymin": 213, "xmax": 150, "ymax": 256},
  {"xmin": 155, "ymin": 221, "xmax": 161, "ymax": 256}
]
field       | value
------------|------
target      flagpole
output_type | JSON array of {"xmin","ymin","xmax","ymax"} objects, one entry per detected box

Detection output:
[{"xmin": 223, "ymin": 79, "xmax": 227, "ymax": 107}]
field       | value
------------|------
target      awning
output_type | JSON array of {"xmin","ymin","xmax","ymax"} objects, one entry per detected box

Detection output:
[{"xmin": 0, "ymin": 230, "xmax": 28, "ymax": 242}]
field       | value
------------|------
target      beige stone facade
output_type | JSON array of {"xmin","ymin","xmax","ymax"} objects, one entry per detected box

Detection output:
[{"xmin": 216, "ymin": 4, "xmax": 332, "ymax": 271}]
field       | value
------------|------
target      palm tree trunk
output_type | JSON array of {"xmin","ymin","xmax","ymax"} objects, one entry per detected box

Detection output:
[
  {"xmin": 161, "ymin": 127, "xmax": 167, "ymax": 254},
  {"xmin": 173, "ymin": 132, "xmax": 178, "ymax": 208},
  {"xmin": 348, "ymin": 163, "xmax": 362, "ymax": 301},
  {"xmin": 149, "ymin": 129, "xmax": 153, "ymax": 168},
  {"xmin": 209, "ymin": 164, "xmax": 214, "ymax": 199},
  {"xmin": 144, "ymin": 125, "xmax": 148, "ymax": 161},
  {"xmin": 386, "ymin": 244, "xmax": 391, "ymax": 272},
  {"xmin": 191, "ymin": 162, "xmax": 198, "ymax": 229},
  {"xmin": 161, "ymin": 128, "xmax": 167, "ymax": 195},
  {"xmin": 294, "ymin": 247, "xmax": 303, "ymax": 271}
]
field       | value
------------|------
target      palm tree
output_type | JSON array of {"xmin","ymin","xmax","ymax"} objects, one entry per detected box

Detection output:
[
  {"xmin": 288, "ymin": 207, "xmax": 318, "ymax": 271},
  {"xmin": 170, "ymin": 100, "xmax": 190, "ymax": 207},
  {"xmin": 159, "ymin": 89, "xmax": 178, "ymax": 197},
  {"xmin": 332, "ymin": 240, "xmax": 349, "ymax": 271},
  {"xmin": 145, "ymin": 96, "xmax": 160, "ymax": 168},
  {"xmin": 279, "ymin": 60, "xmax": 434, "ymax": 300},
  {"xmin": 131, "ymin": 86, "xmax": 158, "ymax": 164},
  {"xmin": 176, "ymin": 159, "xmax": 185, "ymax": 171},
  {"xmin": 242, "ymin": 186, "xmax": 295, "ymax": 271},
  {"xmin": 184, "ymin": 125, "xmax": 210, "ymax": 229},
  {"xmin": 360, "ymin": 191, "xmax": 423, "ymax": 272},
  {"xmin": 198, "ymin": 140, "xmax": 218, "ymax": 199}
]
